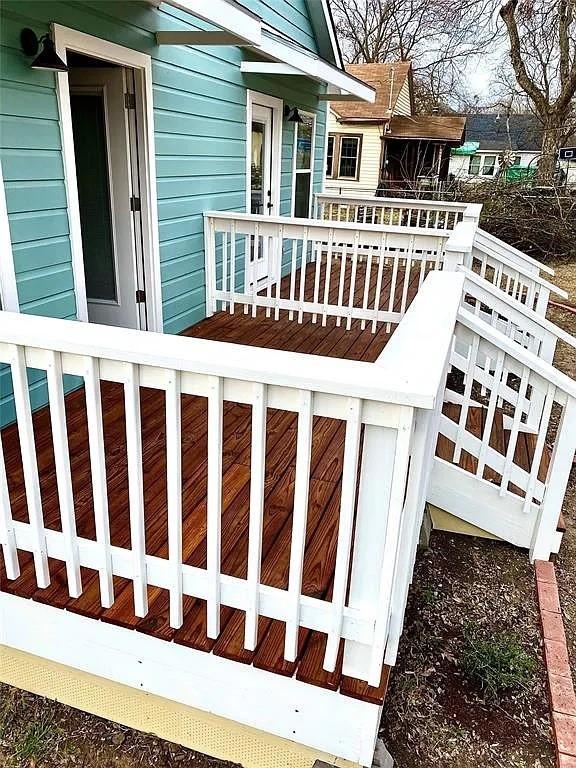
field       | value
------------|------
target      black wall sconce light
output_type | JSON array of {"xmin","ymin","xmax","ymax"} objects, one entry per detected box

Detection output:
[
  {"xmin": 283, "ymin": 105, "xmax": 303, "ymax": 124},
  {"xmin": 20, "ymin": 28, "xmax": 68, "ymax": 72}
]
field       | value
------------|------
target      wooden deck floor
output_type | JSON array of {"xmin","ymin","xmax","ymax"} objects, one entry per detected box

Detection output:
[
  {"xmin": 0, "ymin": 266, "xmax": 545, "ymax": 706},
  {"xmin": 0, "ymin": 305, "xmax": 402, "ymax": 705}
]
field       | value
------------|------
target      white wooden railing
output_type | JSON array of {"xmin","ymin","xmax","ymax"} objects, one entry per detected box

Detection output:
[
  {"xmin": 203, "ymin": 211, "xmax": 477, "ymax": 332},
  {"xmin": 467, "ymin": 235, "xmax": 567, "ymax": 317},
  {"xmin": 432, "ymin": 305, "xmax": 576, "ymax": 561},
  {"xmin": 315, "ymin": 193, "xmax": 563, "ymax": 317},
  {"xmin": 459, "ymin": 266, "xmax": 575, "ymax": 363},
  {"xmin": 0, "ymin": 277, "xmax": 462, "ymax": 686},
  {"xmin": 315, "ymin": 193, "xmax": 482, "ymax": 231}
]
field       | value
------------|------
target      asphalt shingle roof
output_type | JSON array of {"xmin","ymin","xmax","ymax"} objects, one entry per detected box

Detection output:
[
  {"xmin": 331, "ymin": 62, "xmax": 412, "ymax": 121},
  {"xmin": 463, "ymin": 113, "xmax": 542, "ymax": 151}
]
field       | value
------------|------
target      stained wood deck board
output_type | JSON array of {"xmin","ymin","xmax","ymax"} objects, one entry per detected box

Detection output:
[
  {"xmin": 1, "ymin": 274, "xmax": 404, "ymax": 703},
  {"xmin": 1, "ymin": 263, "xmax": 541, "ymax": 707}
]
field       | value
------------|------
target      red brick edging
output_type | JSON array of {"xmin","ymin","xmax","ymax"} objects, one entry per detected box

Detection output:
[{"xmin": 535, "ymin": 559, "xmax": 576, "ymax": 767}]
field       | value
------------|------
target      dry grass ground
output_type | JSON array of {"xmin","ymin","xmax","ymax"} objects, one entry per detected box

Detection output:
[{"xmin": 1, "ymin": 261, "xmax": 574, "ymax": 768}]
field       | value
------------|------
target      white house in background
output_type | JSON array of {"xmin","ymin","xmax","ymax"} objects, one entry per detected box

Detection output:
[
  {"xmin": 449, "ymin": 113, "xmax": 542, "ymax": 181},
  {"xmin": 325, "ymin": 62, "xmax": 466, "ymax": 195}
]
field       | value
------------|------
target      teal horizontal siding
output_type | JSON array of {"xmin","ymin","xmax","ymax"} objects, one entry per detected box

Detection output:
[
  {"xmin": 238, "ymin": 0, "xmax": 318, "ymax": 51},
  {"xmin": 0, "ymin": 0, "xmax": 328, "ymax": 426}
]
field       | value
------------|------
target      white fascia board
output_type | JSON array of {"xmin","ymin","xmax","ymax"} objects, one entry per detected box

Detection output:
[
  {"xmin": 304, "ymin": 0, "xmax": 342, "ymax": 68},
  {"xmin": 258, "ymin": 31, "xmax": 375, "ymax": 103},
  {"xmin": 240, "ymin": 61, "xmax": 303, "ymax": 75},
  {"xmin": 161, "ymin": 0, "xmax": 262, "ymax": 46}
]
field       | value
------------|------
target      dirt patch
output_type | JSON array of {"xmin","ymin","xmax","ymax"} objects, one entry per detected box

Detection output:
[{"xmin": 379, "ymin": 534, "xmax": 554, "ymax": 768}]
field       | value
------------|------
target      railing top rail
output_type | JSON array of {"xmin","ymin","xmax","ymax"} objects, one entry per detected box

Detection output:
[
  {"xmin": 476, "ymin": 228, "xmax": 555, "ymax": 276},
  {"xmin": 203, "ymin": 210, "xmax": 450, "ymax": 239},
  {"xmin": 0, "ymin": 311, "xmax": 440, "ymax": 409},
  {"xmin": 473, "ymin": 239, "xmax": 568, "ymax": 298},
  {"xmin": 376, "ymin": 271, "xmax": 465, "ymax": 403},
  {"xmin": 457, "ymin": 305, "xmax": 576, "ymax": 400},
  {"xmin": 459, "ymin": 265, "xmax": 576, "ymax": 350},
  {"xmin": 314, "ymin": 192, "xmax": 471, "ymax": 213}
]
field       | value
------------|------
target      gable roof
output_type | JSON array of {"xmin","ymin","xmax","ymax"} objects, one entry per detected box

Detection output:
[
  {"xmin": 331, "ymin": 62, "xmax": 412, "ymax": 121},
  {"xmin": 388, "ymin": 115, "xmax": 466, "ymax": 142},
  {"xmin": 463, "ymin": 114, "xmax": 542, "ymax": 151},
  {"xmin": 304, "ymin": 0, "xmax": 342, "ymax": 67}
]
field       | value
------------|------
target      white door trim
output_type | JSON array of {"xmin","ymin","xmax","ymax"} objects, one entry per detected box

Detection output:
[
  {"xmin": 245, "ymin": 90, "xmax": 283, "ymax": 215},
  {"xmin": 52, "ymin": 24, "xmax": 163, "ymax": 332},
  {"xmin": 0, "ymin": 161, "xmax": 19, "ymax": 311}
]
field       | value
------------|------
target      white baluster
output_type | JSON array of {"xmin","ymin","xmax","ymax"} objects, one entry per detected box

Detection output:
[
  {"xmin": 245, "ymin": 382, "xmax": 267, "ymax": 651},
  {"xmin": 124, "ymin": 362, "xmax": 147, "ymax": 617},
  {"xmin": 46, "ymin": 350, "xmax": 82, "ymax": 597},
  {"xmin": 323, "ymin": 397, "xmax": 362, "ymax": 672},
  {"xmin": 0, "ymin": 430, "xmax": 19, "ymax": 580},
  {"xmin": 9, "ymin": 345, "xmax": 49, "ymax": 588},
  {"xmin": 207, "ymin": 375, "xmax": 223, "ymax": 637},
  {"xmin": 166, "ymin": 369, "xmax": 183, "ymax": 629},
  {"xmin": 83, "ymin": 356, "xmax": 113, "ymax": 607},
  {"xmin": 284, "ymin": 389, "xmax": 313, "ymax": 662}
]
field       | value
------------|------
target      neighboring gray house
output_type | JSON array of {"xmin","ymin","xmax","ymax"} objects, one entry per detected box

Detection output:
[{"xmin": 449, "ymin": 113, "xmax": 543, "ymax": 180}]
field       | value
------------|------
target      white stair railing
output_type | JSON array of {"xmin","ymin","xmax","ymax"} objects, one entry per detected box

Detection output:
[
  {"xmin": 458, "ymin": 265, "xmax": 576, "ymax": 364},
  {"xmin": 467, "ymin": 236, "xmax": 567, "ymax": 317},
  {"xmin": 475, "ymin": 228, "xmax": 555, "ymax": 278},
  {"xmin": 0, "ymin": 279, "xmax": 461, "ymax": 687},
  {"xmin": 430, "ymin": 305, "xmax": 576, "ymax": 560},
  {"xmin": 315, "ymin": 192, "xmax": 482, "ymax": 231}
]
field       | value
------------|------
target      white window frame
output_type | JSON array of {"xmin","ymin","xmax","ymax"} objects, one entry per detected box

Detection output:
[
  {"xmin": 0, "ymin": 161, "xmax": 19, "ymax": 311},
  {"xmin": 291, "ymin": 110, "xmax": 316, "ymax": 217},
  {"xmin": 246, "ymin": 90, "xmax": 283, "ymax": 216},
  {"xmin": 52, "ymin": 24, "xmax": 163, "ymax": 332},
  {"xmin": 468, "ymin": 153, "xmax": 498, "ymax": 177}
]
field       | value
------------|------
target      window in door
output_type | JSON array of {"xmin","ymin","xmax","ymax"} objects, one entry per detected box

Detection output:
[
  {"xmin": 70, "ymin": 90, "xmax": 117, "ymax": 303},
  {"xmin": 251, "ymin": 121, "xmax": 265, "ymax": 214},
  {"xmin": 292, "ymin": 112, "xmax": 315, "ymax": 217}
]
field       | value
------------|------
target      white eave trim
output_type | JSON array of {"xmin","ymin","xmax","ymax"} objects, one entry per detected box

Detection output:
[
  {"xmin": 157, "ymin": 0, "xmax": 374, "ymax": 102},
  {"xmin": 258, "ymin": 31, "xmax": 375, "ymax": 103},
  {"xmin": 160, "ymin": 0, "xmax": 262, "ymax": 46}
]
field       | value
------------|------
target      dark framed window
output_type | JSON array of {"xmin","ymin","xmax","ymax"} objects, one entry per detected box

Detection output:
[
  {"xmin": 325, "ymin": 133, "xmax": 362, "ymax": 181},
  {"xmin": 338, "ymin": 136, "xmax": 360, "ymax": 179}
]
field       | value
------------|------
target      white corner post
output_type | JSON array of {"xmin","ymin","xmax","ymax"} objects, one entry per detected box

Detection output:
[
  {"xmin": 204, "ymin": 213, "xmax": 217, "ymax": 317},
  {"xmin": 530, "ymin": 397, "xmax": 576, "ymax": 562},
  {"xmin": 0, "ymin": 161, "xmax": 19, "ymax": 311},
  {"xmin": 443, "ymin": 220, "xmax": 476, "ymax": 272},
  {"xmin": 341, "ymin": 423, "xmax": 398, "ymax": 682},
  {"xmin": 463, "ymin": 203, "xmax": 482, "ymax": 226}
]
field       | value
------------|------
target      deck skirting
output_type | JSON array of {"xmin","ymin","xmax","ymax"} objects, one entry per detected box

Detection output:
[{"xmin": 0, "ymin": 592, "xmax": 381, "ymax": 767}]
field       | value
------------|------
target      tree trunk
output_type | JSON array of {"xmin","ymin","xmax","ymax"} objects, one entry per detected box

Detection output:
[{"xmin": 537, "ymin": 125, "xmax": 560, "ymax": 185}]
